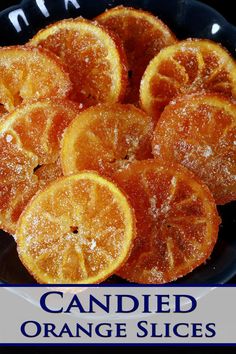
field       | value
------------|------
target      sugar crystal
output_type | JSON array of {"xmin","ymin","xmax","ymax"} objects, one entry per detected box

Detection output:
[
  {"xmin": 6, "ymin": 134, "xmax": 13, "ymax": 143},
  {"xmin": 202, "ymin": 146, "xmax": 213, "ymax": 157}
]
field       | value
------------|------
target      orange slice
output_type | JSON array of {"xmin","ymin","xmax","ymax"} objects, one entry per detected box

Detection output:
[
  {"xmin": 96, "ymin": 6, "xmax": 176, "ymax": 104},
  {"xmin": 152, "ymin": 93, "xmax": 236, "ymax": 205},
  {"xmin": 30, "ymin": 18, "xmax": 128, "ymax": 107},
  {"xmin": 140, "ymin": 39, "xmax": 236, "ymax": 121},
  {"xmin": 0, "ymin": 46, "xmax": 71, "ymax": 114},
  {"xmin": 113, "ymin": 160, "xmax": 220, "ymax": 284},
  {"xmin": 16, "ymin": 172, "xmax": 135, "ymax": 284},
  {"xmin": 0, "ymin": 99, "xmax": 81, "ymax": 234},
  {"xmin": 61, "ymin": 103, "xmax": 153, "ymax": 177}
]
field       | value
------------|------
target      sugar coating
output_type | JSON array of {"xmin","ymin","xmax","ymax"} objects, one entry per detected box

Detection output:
[
  {"xmin": 31, "ymin": 19, "xmax": 127, "ymax": 106},
  {"xmin": 17, "ymin": 174, "xmax": 134, "ymax": 284},
  {"xmin": 0, "ymin": 47, "xmax": 71, "ymax": 113},
  {"xmin": 61, "ymin": 103, "xmax": 154, "ymax": 178},
  {"xmin": 153, "ymin": 95, "xmax": 236, "ymax": 204},
  {"xmin": 148, "ymin": 195, "xmax": 158, "ymax": 219}
]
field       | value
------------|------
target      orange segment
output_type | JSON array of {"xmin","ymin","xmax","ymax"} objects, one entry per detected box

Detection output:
[
  {"xmin": 113, "ymin": 160, "xmax": 220, "ymax": 284},
  {"xmin": 35, "ymin": 160, "xmax": 63, "ymax": 189},
  {"xmin": 16, "ymin": 172, "xmax": 135, "ymax": 284},
  {"xmin": 0, "ymin": 46, "xmax": 72, "ymax": 114},
  {"xmin": 152, "ymin": 94, "xmax": 236, "ymax": 205},
  {"xmin": 30, "ymin": 18, "xmax": 128, "ymax": 107},
  {"xmin": 140, "ymin": 39, "xmax": 236, "ymax": 121},
  {"xmin": 61, "ymin": 103, "xmax": 154, "ymax": 177},
  {"xmin": 0, "ymin": 99, "xmax": 81, "ymax": 234},
  {"xmin": 96, "ymin": 6, "xmax": 176, "ymax": 104}
]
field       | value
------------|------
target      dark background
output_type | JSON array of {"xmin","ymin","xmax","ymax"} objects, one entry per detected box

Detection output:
[
  {"xmin": 0, "ymin": 0, "xmax": 235, "ymax": 26},
  {"xmin": 0, "ymin": 0, "xmax": 235, "ymax": 353}
]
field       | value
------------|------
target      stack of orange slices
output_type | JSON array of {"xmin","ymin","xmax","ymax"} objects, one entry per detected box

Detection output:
[{"xmin": 0, "ymin": 5, "xmax": 235, "ymax": 284}]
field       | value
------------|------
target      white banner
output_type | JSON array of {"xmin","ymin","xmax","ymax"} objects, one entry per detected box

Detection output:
[{"xmin": 0, "ymin": 286, "xmax": 235, "ymax": 344}]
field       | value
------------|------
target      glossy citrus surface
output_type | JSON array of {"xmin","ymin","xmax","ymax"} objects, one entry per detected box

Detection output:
[
  {"xmin": 96, "ymin": 6, "xmax": 176, "ymax": 104},
  {"xmin": 113, "ymin": 160, "xmax": 220, "ymax": 284}
]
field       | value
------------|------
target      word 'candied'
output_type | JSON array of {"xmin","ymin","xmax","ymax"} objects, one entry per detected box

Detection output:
[{"xmin": 40, "ymin": 291, "xmax": 197, "ymax": 314}]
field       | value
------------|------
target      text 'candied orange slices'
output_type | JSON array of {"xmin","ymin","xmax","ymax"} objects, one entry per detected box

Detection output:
[
  {"xmin": 0, "ymin": 46, "xmax": 72, "ymax": 114},
  {"xmin": 16, "ymin": 172, "xmax": 135, "ymax": 284},
  {"xmin": 0, "ymin": 99, "xmax": 81, "ymax": 234},
  {"xmin": 140, "ymin": 39, "xmax": 236, "ymax": 121},
  {"xmin": 96, "ymin": 6, "xmax": 176, "ymax": 104},
  {"xmin": 61, "ymin": 103, "xmax": 154, "ymax": 177},
  {"xmin": 30, "ymin": 18, "xmax": 128, "ymax": 107},
  {"xmin": 113, "ymin": 160, "xmax": 220, "ymax": 284},
  {"xmin": 152, "ymin": 94, "xmax": 236, "ymax": 205}
]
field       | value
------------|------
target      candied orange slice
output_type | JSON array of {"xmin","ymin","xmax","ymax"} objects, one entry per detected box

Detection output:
[
  {"xmin": 152, "ymin": 94, "xmax": 236, "ymax": 205},
  {"xmin": 0, "ymin": 99, "xmax": 81, "ymax": 234},
  {"xmin": 0, "ymin": 46, "xmax": 71, "ymax": 114},
  {"xmin": 16, "ymin": 172, "xmax": 135, "ymax": 284},
  {"xmin": 96, "ymin": 6, "xmax": 176, "ymax": 104},
  {"xmin": 61, "ymin": 103, "xmax": 153, "ymax": 177},
  {"xmin": 140, "ymin": 39, "xmax": 236, "ymax": 121},
  {"xmin": 113, "ymin": 160, "xmax": 220, "ymax": 284},
  {"xmin": 30, "ymin": 18, "xmax": 128, "ymax": 107}
]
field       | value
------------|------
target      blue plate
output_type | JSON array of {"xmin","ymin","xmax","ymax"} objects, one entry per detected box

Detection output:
[{"xmin": 0, "ymin": 0, "xmax": 235, "ymax": 284}]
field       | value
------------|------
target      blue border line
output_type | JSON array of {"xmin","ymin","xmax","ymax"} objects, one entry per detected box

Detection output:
[
  {"xmin": 0, "ymin": 343, "xmax": 236, "ymax": 346},
  {"xmin": 1, "ymin": 284, "xmax": 236, "ymax": 345},
  {"xmin": 0, "ymin": 284, "xmax": 236, "ymax": 287}
]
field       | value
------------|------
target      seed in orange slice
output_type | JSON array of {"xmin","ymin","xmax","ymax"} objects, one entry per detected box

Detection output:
[
  {"xmin": 61, "ymin": 103, "xmax": 154, "ymax": 177},
  {"xmin": 152, "ymin": 93, "xmax": 236, "ymax": 205},
  {"xmin": 113, "ymin": 160, "xmax": 220, "ymax": 284},
  {"xmin": 0, "ymin": 99, "xmax": 81, "ymax": 234},
  {"xmin": 16, "ymin": 172, "xmax": 135, "ymax": 284},
  {"xmin": 96, "ymin": 6, "xmax": 177, "ymax": 104},
  {"xmin": 140, "ymin": 39, "xmax": 236, "ymax": 121},
  {"xmin": 0, "ymin": 46, "xmax": 72, "ymax": 114},
  {"xmin": 29, "ymin": 18, "xmax": 128, "ymax": 107}
]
